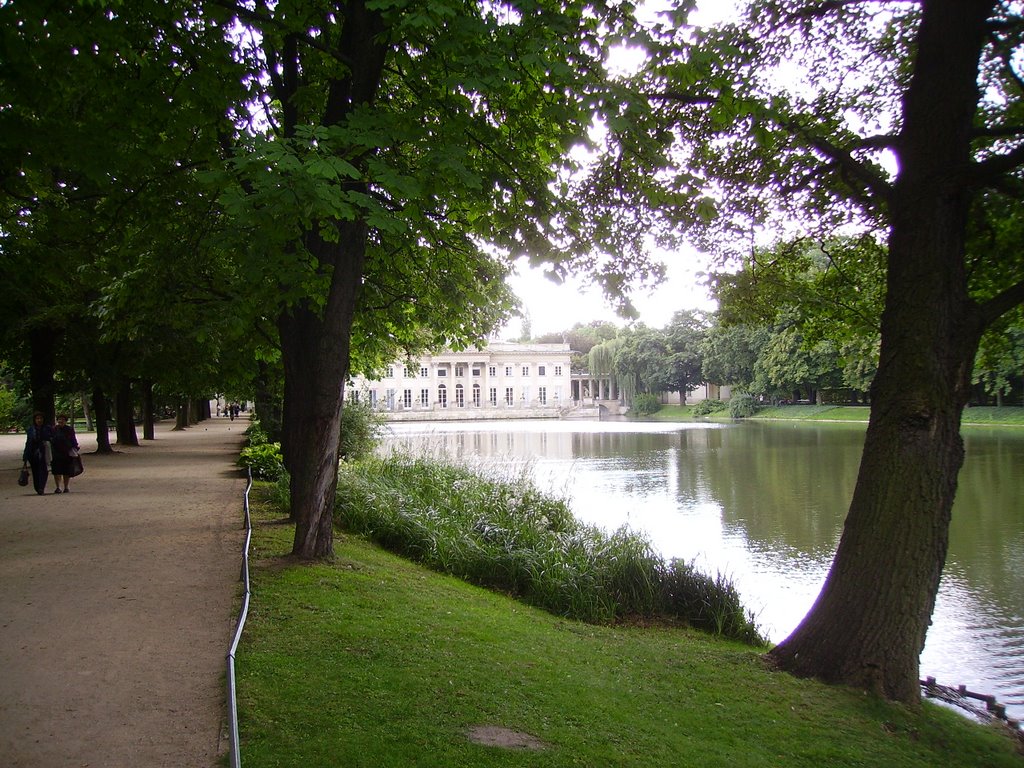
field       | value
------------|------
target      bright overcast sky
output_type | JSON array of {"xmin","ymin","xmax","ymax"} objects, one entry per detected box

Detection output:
[
  {"xmin": 502, "ymin": 247, "xmax": 717, "ymax": 339},
  {"xmin": 501, "ymin": 0, "xmax": 738, "ymax": 340}
]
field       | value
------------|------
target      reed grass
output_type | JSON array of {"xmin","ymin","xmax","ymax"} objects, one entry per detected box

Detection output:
[{"xmin": 333, "ymin": 454, "xmax": 765, "ymax": 645}]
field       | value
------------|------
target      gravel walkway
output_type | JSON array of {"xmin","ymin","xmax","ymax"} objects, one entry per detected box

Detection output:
[{"xmin": 0, "ymin": 417, "xmax": 248, "ymax": 767}]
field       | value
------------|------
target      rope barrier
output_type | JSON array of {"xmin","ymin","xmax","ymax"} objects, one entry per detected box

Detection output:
[{"xmin": 226, "ymin": 467, "xmax": 254, "ymax": 768}]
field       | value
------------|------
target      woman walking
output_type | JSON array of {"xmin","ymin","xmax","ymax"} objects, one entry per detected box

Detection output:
[
  {"xmin": 50, "ymin": 413, "xmax": 80, "ymax": 493},
  {"xmin": 22, "ymin": 412, "xmax": 53, "ymax": 496}
]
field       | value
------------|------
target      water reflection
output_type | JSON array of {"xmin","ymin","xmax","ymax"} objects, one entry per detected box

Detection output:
[{"xmin": 382, "ymin": 419, "xmax": 1024, "ymax": 718}]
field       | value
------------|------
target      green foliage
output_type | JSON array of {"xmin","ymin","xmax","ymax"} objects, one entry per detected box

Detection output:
[
  {"xmin": 632, "ymin": 393, "xmax": 662, "ymax": 416},
  {"xmin": 338, "ymin": 399, "xmax": 385, "ymax": 463},
  {"xmin": 660, "ymin": 559, "xmax": 763, "ymax": 645},
  {"xmin": 244, "ymin": 420, "xmax": 271, "ymax": 448},
  {"xmin": 333, "ymin": 454, "xmax": 765, "ymax": 643},
  {"xmin": 729, "ymin": 393, "xmax": 758, "ymax": 419},
  {"xmin": 240, "ymin": 418, "xmax": 288, "ymax": 482},
  {"xmin": 692, "ymin": 398, "xmax": 727, "ymax": 416},
  {"xmin": 238, "ymin": 443, "xmax": 285, "ymax": 481},
  {"xmin": 0, "ymin": 383, "xmax": 28, "ymax": 431}
]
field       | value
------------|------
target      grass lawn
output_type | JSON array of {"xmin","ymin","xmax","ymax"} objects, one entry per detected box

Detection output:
[
  {"xmin": 649, "ymin": 404, "xmax": 1024, "ymax": 426},
  {"xmin": 236, "ymin": 498, "xmax": 1022, "ymax": 767}
]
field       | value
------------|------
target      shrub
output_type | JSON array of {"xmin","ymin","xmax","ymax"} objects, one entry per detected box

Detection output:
[
  {"xmin": 659, "ymin": 559, "xmax": 764, "ymax": 645},
  {"xmin": 339, "ymin": 399, "xmax": 386, "ymax": 462},
  {"xmin": 244, "ymin": 419, "xmax": 271, "ymax": 447},
  {"xmin": 330, "ymin": 453, "xmax": 765, "ymax": 644},
  {"xmin": 632, "ymin": 393, "xmax": 662, "ymax": 416},
  {"xmin": 728, "ymin": 393, "xmax": 758, "ymax": 419},
  {"xmin": 692, "ymin": 399, "xmax": 727, "ymax": 416},
  {"xmin": 238, "ymin": 441, "xmax": 285, "ymax": 480}
]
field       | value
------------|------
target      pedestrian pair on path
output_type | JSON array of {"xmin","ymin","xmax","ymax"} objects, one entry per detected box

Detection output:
[{"xmin": 22, "ymin": 412, "xmax": 82, "ymax": 495}]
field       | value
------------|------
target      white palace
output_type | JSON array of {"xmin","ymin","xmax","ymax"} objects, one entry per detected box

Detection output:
[{"xmin": 346, "ymin": 342, "xmax": 617, "ymax": 420}]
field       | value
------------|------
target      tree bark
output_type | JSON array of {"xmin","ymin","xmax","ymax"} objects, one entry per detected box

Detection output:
[
  {"xmin": 768, "ymin": 0, "xmax": 992, "ymax": 704},
  {"xmin": 28, "ymin": 326, "xmax": 58, "ymax": 422},
  {"xmin": 115, "ymin": 376, "xmax": 139, "ymax": 446},
  {"xmin": 269, "ymin": 0, "xmax": 388, "ymax": 559},
  {"xmin": 141, "ymin": 380, "xmax": 156, "ymax": 440},
  {"xmin": 174, "ymin": 398, "xmax": 190, "ymax": 430},
  {"xmin": 279, "ymin": 224, "xmax": 366, "ymax": 558},
  {"xmin": 92, "ymin": 385, "xmax": 112, "ymax": 454}
]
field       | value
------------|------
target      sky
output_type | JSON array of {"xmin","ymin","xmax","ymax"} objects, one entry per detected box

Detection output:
[
  {"xmin": 502, "ymin": 248, "xmax": 717, "ymax": 339},
  {"xmin": 498, "ymin": 0, "xmax": 740, "ymax": 340}
]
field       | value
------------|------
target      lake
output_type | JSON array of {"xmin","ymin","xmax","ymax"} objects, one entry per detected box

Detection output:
[{"xmin": 381, "ymin": 418, "xmax": 1024, "ymax": 721}]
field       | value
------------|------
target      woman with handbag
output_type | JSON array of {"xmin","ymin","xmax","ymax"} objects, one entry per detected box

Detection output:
[
  {"xmin": 22, "ymin": 412, "xmax": 54, "ymax": 496},
  {"xmin": 50, "ymin": 413, "xmax": 81, "ymax": 494}
]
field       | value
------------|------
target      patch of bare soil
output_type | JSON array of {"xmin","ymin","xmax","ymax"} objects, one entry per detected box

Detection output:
[{"xmin": 466, "ymin": 725, "xmax": 550, "ymax": 750}]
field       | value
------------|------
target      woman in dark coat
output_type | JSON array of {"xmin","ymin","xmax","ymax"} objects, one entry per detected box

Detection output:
[
  {"xmin": 22, "ymin": 412, "xmax": 54, "ymax": 496},
  {"xmin": 50, "ymin": 413, "xmax": 80, "ymax": 493}
]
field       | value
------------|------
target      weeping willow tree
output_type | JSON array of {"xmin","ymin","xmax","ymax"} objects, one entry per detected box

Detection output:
[{"xmin": 588, "ymin": 337, "xmax": 636, "ymax": 403}]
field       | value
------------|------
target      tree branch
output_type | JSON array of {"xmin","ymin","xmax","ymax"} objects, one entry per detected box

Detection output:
[{"xmin": 978, "ymin": 278, "xmax": 1024, "ymax": 327}]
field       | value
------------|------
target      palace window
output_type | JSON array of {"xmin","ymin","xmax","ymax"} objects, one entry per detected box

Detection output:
[
  {"xmin": 404, "ymin": 366, "xmax": 416, "ymax": 379},
  {"xmin": 402, "ymin": 389, "xmax": 413, "ymax": 409},
  {"xmin": 471, "ymin": 367, "xmax": 481, "ymax": 377},
  {"xmin": 539, "ymin": 387, "xmax": 547, "ymax": 405},
  {"xmin": 420, "ymin": 388, "xmax": 430, "ymax": 407},
  {"xmin": 455, "ymin": 384, "xmax": 465, "ymax": 407},
  {"xmin": 472, "ymin": 384, "xmax": 481, "ymax": 406},
  {"xmin": 489, "ymin": 387, "xmax": 498, "ymax": 406},
  {"xmin": 420, "ymin": 366, "xmax": 429, "ymax": 378},
  {"xmin": 438, "ymin": 384, "xmax": 448, "ymax": 408},
  {"xmin": 386, "ymin": 366, "xmax": 395, "ymax": 378},
  {"xmin": 488, "ymin": 366, "xmax": 497, "ymax": 377},
  {"xmin": 505, "ymin": 365, "xmax": 513, "ymax": 376},
  {"xmin": 455, "ymin": 365, "xmax": 465, "ymax": 377},
  {"xmin": 538, "ymin": 365, "xmax": 546, "ymax": 376},
  {"xmin": 554, "ymin": 365, "xmax": 563, "ymax": 376},
  {"xmin": 522, "ymin": 365, "xmax": 530, "ymax": 377},
  {"xmin": 505, "ymin": 387, "xmax": 514, "ymax": 406}
]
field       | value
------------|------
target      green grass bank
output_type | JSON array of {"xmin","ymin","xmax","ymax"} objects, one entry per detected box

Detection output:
[
  {"xmin": 649, "ymin": 403, "xmax": 1024, "ymax": 426},
  {"xmin": 236, "ymin": 496, "xmax": 1022, "ymax": 767}
]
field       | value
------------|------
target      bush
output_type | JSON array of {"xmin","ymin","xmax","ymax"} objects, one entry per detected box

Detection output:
[
  {"xmin": 632, "ymin": 393, "xmax": 662, "ymax": 416},
  {"xmin": 728, "ymin": 393, "xmax": 758, "ymax": 419},
  {"xmin": 339, "ymin": 399, "xmax": 386, "ymax": 462},
  {"xmin": 244, "ymin": 419, "xmax": 271, "ymax": 447},
  {"xmin": 330, "ymin": 453, "xmax": 765, "ymax": 644},
  {"xmin": 692, "ymin": 399, "xmax": 727, "ymax": 416},
  {"xmin": 238, "ymin": 441, "xmax": 285, "ymax": 480}
]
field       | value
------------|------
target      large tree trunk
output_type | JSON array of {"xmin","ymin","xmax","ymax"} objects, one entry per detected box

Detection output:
[
  {"xmin": 92, "ymin": 385, "xmax": 112, "ymax": 454},
  {"xmin": 270, "ymin": 0, "xmax": 387, "ymax": 559},
  {"xmin": 280, "ymin": 225, "xmax": 367, "ymax": 558},
  {"xmin": 141, "ymin": 380, "xmax": 156, "ymax": 440},
  {"xmin": 254, "ymin": 361, "xmax": 283, "ymax": 443},
  {"xmin": 115, "ymin": 376, "xmax": 139, "ymax": 446},
  {"xmin": 28, "ymin": 326, "xmax": 58, "ymax": 422},
  {"xmin": 768, "ymin": 0, "xmax": 991, "ymax": 704},
  {"xmin": 174, "ymin": 398, "xmax": 190, "ymax": 430}
]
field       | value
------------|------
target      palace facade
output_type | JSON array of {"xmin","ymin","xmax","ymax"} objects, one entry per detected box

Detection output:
[{"xmin": 347, "ymin": 342, "xmax": 582, "ymax": 420}]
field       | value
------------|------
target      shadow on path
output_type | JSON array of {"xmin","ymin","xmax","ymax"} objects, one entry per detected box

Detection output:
[{"xmin": 0, "ymin": 417, "xmax": 248, "ymax": 768}]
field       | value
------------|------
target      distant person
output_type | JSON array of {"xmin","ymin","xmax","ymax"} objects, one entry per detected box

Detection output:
[
  {"xmin": 22, "ymin": 412, "xmax": 53, "ymax": 496},
  {"xmin": 50, "ymin": 413, "xmax": 81, "ymax": 494}
]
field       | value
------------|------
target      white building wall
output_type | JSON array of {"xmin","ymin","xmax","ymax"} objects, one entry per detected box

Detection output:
[{"xmin": 347, "ymin": 342, "xmax": 573, "ymax": 419}]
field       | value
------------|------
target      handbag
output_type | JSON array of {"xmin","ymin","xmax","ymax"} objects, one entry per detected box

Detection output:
[
  {"xmin": 69, "ymin": 454, "xmax": 84, "ymax": 478},
  {"xmin": 18, "ymin": 468, "xmax": 29, "ymax": 486}
]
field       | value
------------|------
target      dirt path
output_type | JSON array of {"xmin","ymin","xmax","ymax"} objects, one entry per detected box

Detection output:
[{"xmin": 0, "ymin": 417, "xmax": 248, "ymax": 768}]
